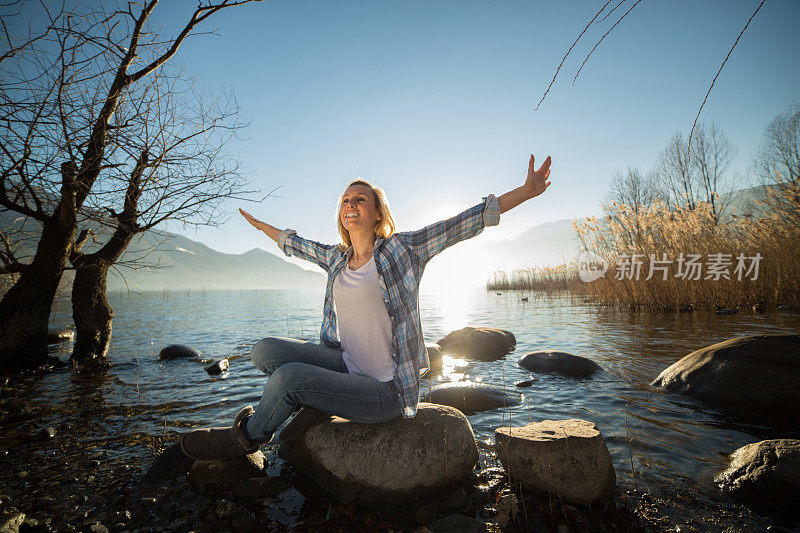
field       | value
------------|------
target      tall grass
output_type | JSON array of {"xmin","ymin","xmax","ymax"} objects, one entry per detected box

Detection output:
[{"xmin": 489, "ymin": 181, "xmax": 800, "ymax": 311}]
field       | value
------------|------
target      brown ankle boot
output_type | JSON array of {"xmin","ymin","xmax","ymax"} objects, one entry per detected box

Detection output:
[{"xmin": 180, "ymin": 405, "xmax": 262, "ymax": 460}]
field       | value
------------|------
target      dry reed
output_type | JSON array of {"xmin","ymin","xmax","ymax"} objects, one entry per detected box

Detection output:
[{"xmin": 488, "ymin": 180, "xmax": 800, "ymax": 311}]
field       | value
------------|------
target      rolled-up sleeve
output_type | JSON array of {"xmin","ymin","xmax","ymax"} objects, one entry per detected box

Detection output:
[
  {"xmin": 275, "ymin": 228, "xmax": 335, "ymax": 272},
  {"xmin": 277, "ymin": 228, "xmax": 296, "ymax": 253},
  {"xmin": 483, "ymin": 194, "xmax": 501, "ymax": 227}
]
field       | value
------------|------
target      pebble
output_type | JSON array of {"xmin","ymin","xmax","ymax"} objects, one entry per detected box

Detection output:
[
  {"xmin": 87, "ymin": 475, "xmax": 96, "ymax": 483},
  {"xmin": 514, "ymin": 380, "xmax": 533, "ymax": 387},
  {"xmin": 18, "ymin": 470, "xmax": 28, "ymax": 479},
  {"xmin": 87, "ymin": 523, "xmax": 109, "ymax": 533},
  {"xmin": 37, "ymin": 426, "xmax": 57, "ymax": 441}
]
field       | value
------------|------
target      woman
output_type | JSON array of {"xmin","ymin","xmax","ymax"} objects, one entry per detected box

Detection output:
[{"xmin": 144, "ymin": 154, "xmax": 551, "ymax": 479}]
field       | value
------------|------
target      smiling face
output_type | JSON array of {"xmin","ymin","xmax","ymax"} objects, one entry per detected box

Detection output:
[{"xmin": 340, "ymin": 183, "xmax": 382, "ymax": 233}]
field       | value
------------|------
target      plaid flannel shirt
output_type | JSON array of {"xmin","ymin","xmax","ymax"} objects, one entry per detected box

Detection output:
[{"xmin": 276, "ymin": 194, "xmax": 501, "ymax": 418}]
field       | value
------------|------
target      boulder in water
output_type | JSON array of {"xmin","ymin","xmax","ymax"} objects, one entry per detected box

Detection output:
[
  {"xmin": 715, "ymin": 439, "xmax": 800, "ymax": 512},
  {"xmin": 518, "ymin": 351, "xmax": 601, "ymax": 378},
  {"xmin": 436, "ymin": 327, "xmax": 515, "ymax": 360},
  {"xmin": 278, "ymin": 403, "xmax": 479, "ymax": 505},
  {"xmin": 495, "ymin": 419, "xmax": 616, "ymax": 506},
  {"xmin": 423, "ymin": 381, "xmax": 522, "ymax": 414},
  {"xmin": 205, "ymin": 359, "xmax": 229, "ymax": 375},
  {"xmin": 650, "ymin": 334, "xmax": 800, "ymax": 420},
  {"xmin": 159, "ymin": 344, "xmax": 202, "ymax": 360}
]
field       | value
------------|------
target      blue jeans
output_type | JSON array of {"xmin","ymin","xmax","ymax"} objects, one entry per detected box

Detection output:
[{"xmin": 244, "ymin": 336, "xmax": 403, "ymax": 441}]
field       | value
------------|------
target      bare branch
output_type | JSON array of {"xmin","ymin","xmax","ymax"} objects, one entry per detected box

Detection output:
[
  {"xmin": 687, "ymin": 0, "xmax": 767, "ymax": 157},
  {"xmin": 534, "ymin": 0, "xmax": 614, "ymax": 111}
]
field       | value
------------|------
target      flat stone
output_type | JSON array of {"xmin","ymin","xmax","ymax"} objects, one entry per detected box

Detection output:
[
  {"xmin": 715, "ymin": 439, "xmax": 800, "ymax": 512},
  {"xmin": 188, "ymin": 451, "xmax": 265, "ymax": 491},
  {"xmin": 278, "ymin": 403, "xmax": 479, "ymax": 505},
  {"xmin": 651, "ymin": 334, "xmax": 800, "ymax": 420},
  {"xmin": 436, "ymin": 327, "xmax": 516, "ymax": 360},
  {"xmin": 518, "ymin": 351, "xmax": 602, "ymax": 378},
  {"xmin": 495, "ymin": 419, "xmax": 616, "ymax": 506},
  {"xmin": 423, "ymin": 381, "xmax": 522, "ymax": 414}
]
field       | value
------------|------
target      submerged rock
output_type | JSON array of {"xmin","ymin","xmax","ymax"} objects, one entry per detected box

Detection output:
[
  {"xmin": 436, "ymin": 327, "xmax": 515, "ymax": 360},
  {"xmin": 159, "ymin": 344, "xmax": 202, "ymax": 360},
  {"xmin": 204, "ymin": 359, "xmax": 229, "ymax": 375},
  {"xmin": 495, "ymin": 419, "xmax": 616, "ymax": 506},
  {"xmin": 278, "ymin": 403, "xmax": 478, "ymax": 505},
  {"xmin": 518, "ymin": 351, "xmax": 602, "ymax": 378},
  {"xmin": 46, "ymin": 328, "xmax": 74, "ymax": 343},
  {"xmin": 650, "ymin": 334, "xmax": 800, "ymax": 420},
  {"xmin": 715, "ymin": 439, "xmax": 800, "ymax": 512},
  {"xmin": 423, "ymin": 381, "xmax": 522, "ymax": 414},
  {"xmin": 188, "ymin": 451, "xmax": 266, "ymax": 491}
]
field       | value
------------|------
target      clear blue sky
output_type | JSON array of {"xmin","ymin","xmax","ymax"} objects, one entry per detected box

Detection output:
[{"xmin": 149, "ymin": 0, "xmax": 798, "ymax": 255}]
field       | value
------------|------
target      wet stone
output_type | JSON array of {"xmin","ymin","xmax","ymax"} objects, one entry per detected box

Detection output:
[{"xmin": 36, "ymin": 427, "xmax": 56, "ymax": 441}]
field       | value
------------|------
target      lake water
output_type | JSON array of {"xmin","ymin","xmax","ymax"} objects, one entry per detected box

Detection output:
[{"xmin": 25, "ymin": 286, "xmax": 800, "ymax": 529}]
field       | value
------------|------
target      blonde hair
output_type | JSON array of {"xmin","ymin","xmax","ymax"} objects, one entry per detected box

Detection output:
[{"xmin": 336, "ymin": 179, "xmax": 396, "ymax": 252}]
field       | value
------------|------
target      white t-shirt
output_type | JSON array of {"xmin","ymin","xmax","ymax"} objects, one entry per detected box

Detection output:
[{"xmin": 332, "ymin": 255, "xmax": 394, "ymax": 382}]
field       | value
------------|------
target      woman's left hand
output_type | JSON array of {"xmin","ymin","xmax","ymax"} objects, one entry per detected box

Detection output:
[{"xmin": 524, "ymin": 154, "xmax": 552, "ymax": 199}]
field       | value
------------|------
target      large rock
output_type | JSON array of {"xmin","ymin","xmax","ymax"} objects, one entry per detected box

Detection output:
[
  {"xmin": 188, "ymin": 451, "xmax": 266, "ymax": 491},
  {"xmin": 159, "ymin": 344, "xmax": 202, "ymax": 359},
  {"xmin": 436, "ymin": 327, "xmax": 516, "ymax": 360},
  {"xmin": 278, "ymin": 403, "xmax": 479, "ymax": 505},
  {"xmin": 518, "ymin": 351, "xmax": 601, "ymax": 378},
  {"xmin": 423, "ymin": 381, "xmax": 522, "ymax": 414},
  {"xmin": 650, "ymin": 334, "xmax": 800, "ymax": 419},
  {"xmin": 715, "ymin": 439, "xmax": 800, "ymax": 512},
  {"xmin": 494, "ymin": 419, "xmax": 615, "ymax": 506}
]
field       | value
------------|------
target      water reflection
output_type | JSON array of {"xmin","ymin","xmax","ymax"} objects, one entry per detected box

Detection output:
[{"xmin": 9, "ymin": 286, "xmax": 800, "ymax": 529}]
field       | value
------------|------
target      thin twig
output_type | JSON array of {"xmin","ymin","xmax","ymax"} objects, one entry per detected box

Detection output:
[
  {"xmin": 534, "ymin": 0, "xmax": 615, "ymax": 110},
  {"xmin": 572, "ymin": 0, "xmax": 644, "ymax": 86},
  {"xmin": 687, "ymin": 0, "xmax": 767, "ymax": 157}
]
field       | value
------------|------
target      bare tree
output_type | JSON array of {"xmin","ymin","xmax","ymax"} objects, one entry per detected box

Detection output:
[
  {"xmin": 0, "ymin": 0, "xmax": 261, "ymax": 369},
  {"xmin": 654, "ymin": 133, "xmax": 696, "ymax": 211},
  {"xmin": 653, "ymin": 124, "xmax": 736, "ymax": 220},
  {"xmin": 755, "ymin": 103, "xmax": 800, "ymax": 187},
  {"xmin": 753, "ymin": 103, "xmax": 800, "ymax": 228},
  {"xmin": 690, "ymin": 122, "xmax": 736, "ymax": 223},
  {"xmin": 69, "ymin": 69, "xmax": 256, "ymax": 362},
  {"xmin": 604, "ymin": 166, "xmax": 660, "ymax": 247}
]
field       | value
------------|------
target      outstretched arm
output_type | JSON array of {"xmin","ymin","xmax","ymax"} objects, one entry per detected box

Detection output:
[
  {"xmin": 240, "ymin": 208, "xmax": 281, "ymax": 242},
  {"xmin": 498, "ymin": 154, "xmax": 552, "ymax": 214},
  {"xmin": 239, "ymin": 208, "xmax": 335, "ymax": 271}
]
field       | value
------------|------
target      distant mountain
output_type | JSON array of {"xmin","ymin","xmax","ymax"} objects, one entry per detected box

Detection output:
[
  {"xmin": 0, "ymin": 209, "xmax": 325, "ymax": 292},
  {"xmin": 105, "ymin": 229, "xmax": 325, "ymax": 291}
]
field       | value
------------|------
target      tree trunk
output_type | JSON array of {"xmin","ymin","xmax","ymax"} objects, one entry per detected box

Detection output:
[
  {"xmin": 0, "ymin": 218, "xmax": 75, "ymax": 368},
  {"xmin": 70, "ymin": 260, "xmax": 113, "ymax": 362}
]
